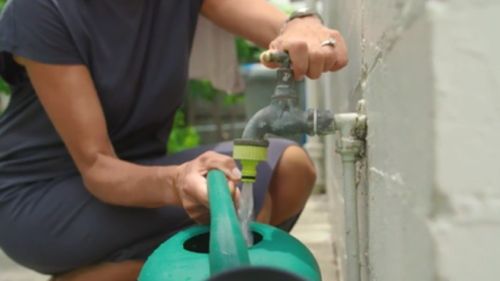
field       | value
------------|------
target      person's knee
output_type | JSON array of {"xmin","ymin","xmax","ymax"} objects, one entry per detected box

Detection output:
[
  {"xmin": 280, "ymin": 145, "xmax": 317, "ymax": 188},
  {"xmin": 256, "ymin": 192, "xmax": 272, "ymax": 224},
  {"xmin": 266, "ymin": 144, "xmax": 316, "ymax": 226},
  {"xmin": 270, "ymin": 145, "xmax": 317, "ymax": 206}
]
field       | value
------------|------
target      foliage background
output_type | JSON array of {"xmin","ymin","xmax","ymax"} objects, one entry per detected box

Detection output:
[
  {"xmin": 0, "ymin": 0, "xmax": 9, "ymax": 96},
  {"xmin": 0, "ymin": 5, "xmax": 9, "ymax": 129}
]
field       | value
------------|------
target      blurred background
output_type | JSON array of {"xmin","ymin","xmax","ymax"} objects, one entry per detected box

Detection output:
[{"xmin": 2, "ymin": 0, "xmax": 500, "ymax": 280}]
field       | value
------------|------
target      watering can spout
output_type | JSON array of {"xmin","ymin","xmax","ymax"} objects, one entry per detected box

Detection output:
[{"xmin": 207, "ymin": 170, "xmax": 250, "ymax": 274}]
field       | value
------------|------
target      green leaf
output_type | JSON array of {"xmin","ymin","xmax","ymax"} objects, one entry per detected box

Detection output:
[
  {"xmin": 0, "ymin": 79, "xmax": 10, "ymax": 96},
  {"xmin": 235, "ymin": 38, "xmax": 264, "ymax": 64},
  {"xmin": 188, "ymin": 80, "xmax": 217, "ymax": 101},
  {"xmin": 167, "ymin": 110, "xmax": 201, "ymax": 154}
]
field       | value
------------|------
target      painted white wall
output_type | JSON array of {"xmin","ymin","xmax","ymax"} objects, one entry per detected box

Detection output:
[
  {"xmin": 429, "ymin": 0, "xmax": 500, "ymax": 280},
  {"xmin": 323, "ymin": 0, "xmax": 500, "ymax": 280}
]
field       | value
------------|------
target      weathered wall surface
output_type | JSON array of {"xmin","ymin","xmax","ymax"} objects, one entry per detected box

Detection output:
[
  {"xmin": 363, "ymin": 5, "xmax": 435, "ymax": 281},
  {"xmin": 324, "ymin": 0, "xmax": 500, "ymax": 280},
  {"xmin": 429, "ymin": 0, "xmax": 500, "ymax": 280}
]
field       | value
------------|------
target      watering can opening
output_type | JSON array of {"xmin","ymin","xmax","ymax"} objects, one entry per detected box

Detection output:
[
  {"xmin": 139, "ymin": 171, "xmax": 322, "ymax": 281},
  {"xmin": 183, "ymin": 230, "xmax": 263, "ymax": 254}
]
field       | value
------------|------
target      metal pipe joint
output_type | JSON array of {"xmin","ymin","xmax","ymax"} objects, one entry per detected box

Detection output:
[
  {"xmin": 334, "ymin": 104, "xmax": 367, "ymax": 160},
  {"xmin": 238, "ymin": 50, "xmax": 368, "ymax": 281}
]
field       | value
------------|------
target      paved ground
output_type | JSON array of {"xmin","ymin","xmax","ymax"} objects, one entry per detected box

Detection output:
[
  {"xmin": 0, "ymin": 254, "xmax": 47, "ymax": 281},
  {"xmin": 291, "ymin": 194, "xmax": 337, "ymax": 281},
  {"xmin": 0, "ymin": 194, "xmax": 335, "ymax": 281}
]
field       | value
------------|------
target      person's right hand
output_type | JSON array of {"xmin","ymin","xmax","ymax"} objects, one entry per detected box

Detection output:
[{"xmin": 174, "ymin": 151, "xmax": 242, "ymax": 224}]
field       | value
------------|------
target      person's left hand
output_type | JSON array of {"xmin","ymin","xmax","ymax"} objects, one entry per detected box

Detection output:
[{"xmin": 261, "ymin": 16, "xmax": 348, "ymax": 80}]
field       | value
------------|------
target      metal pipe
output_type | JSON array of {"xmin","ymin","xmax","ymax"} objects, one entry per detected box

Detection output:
[
  {"xmin": 241, "ymin": 106, "xmax": 366, "ymax": 281},
  {"xmin": 241, "ymin": 52, "xmax": 336, "ymax": 140},
  {"xmin": 237, "ymin": 50, "xmax": 368, "ymax": 281},
  {"xmin": 335, "ymin": 111, "xmax": 365, "ymax": 281},
  {"xmin": 241, "ymin": 105, "xmax": 334, "ymax": 140},
  {"xmin": 241, "ymin": 105, "xmax": 275, "ymax": 140},
  {"xmin": 341, "ymin": 156, "xmax": 360, "ymax": 281}
]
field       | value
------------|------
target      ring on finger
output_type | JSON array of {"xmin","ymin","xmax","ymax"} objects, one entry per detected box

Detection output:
[{"xmin": 320, "ymin": 38, "xmax": 337, "ymax": 48}]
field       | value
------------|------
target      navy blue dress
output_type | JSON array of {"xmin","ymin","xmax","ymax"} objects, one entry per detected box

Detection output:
[{"xmin": 0, "ymin": 0, "xmax": 294, "ymax": 275}]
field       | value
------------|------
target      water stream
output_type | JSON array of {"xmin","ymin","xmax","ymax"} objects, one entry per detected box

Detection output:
[{"xmin": 238, "ymin": 182, "xmax": 254, "ymax": 246}]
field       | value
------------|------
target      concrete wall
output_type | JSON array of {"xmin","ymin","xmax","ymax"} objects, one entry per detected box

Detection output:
[
  {"xmin": 323, "ymin": 0, "xmax": 500, "ymax": 280},
  {"xmin": 429, "ymin": 0, "xmax": 500, "ymax": 280}
]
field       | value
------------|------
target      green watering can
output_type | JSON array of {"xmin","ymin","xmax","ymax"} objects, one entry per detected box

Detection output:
[{"xmin": 138, "ymin": 170, "xmax": 321, "ymax": 281}]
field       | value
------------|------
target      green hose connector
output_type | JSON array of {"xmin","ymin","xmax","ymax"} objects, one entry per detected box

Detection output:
[{"xmin": 233, "ymin": 139, "xmax": 269, "ymax": 183}]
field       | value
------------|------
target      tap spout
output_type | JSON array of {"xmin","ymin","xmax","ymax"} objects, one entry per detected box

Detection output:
[
  {"xmin": 241, "ymin": 63, "xmax": 335, "ymax": 140},
  {"xmin": 241, "ymin": 101, "xmax": 335, "ymax": 140}
]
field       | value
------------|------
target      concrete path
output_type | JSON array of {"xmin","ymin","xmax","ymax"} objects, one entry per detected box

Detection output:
[
  {"xmin": 0, "ymin": 194, "xmax": 335, "ymax": 281},
  {"xmin": 0, "ymin": 255, "xmax": 47, "ymax": 281},
  {"xmin": 291, "ymin": 194, "xmax": 337, "ymax": 281}
]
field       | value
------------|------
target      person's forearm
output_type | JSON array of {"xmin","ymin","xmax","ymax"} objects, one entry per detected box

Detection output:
[
  {"xmin": 17, "ymin": 58, "xmax": 181, "ymax": 209},
  {"xmin": 82, "ymin": 154, "xmax": 180, "ymax": 208},
  {"xmin": 202, "ymin": 0, "xmax": 287, "ymax": 48}
]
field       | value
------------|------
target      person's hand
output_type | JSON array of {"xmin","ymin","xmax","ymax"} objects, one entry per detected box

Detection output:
[
  {"xmin": 261, "ymin": 16, "xmax": 348, "ymax": 80},
  {"xmin": 174, "ymin": 151, "xmax": 241, "ymax": 224}
]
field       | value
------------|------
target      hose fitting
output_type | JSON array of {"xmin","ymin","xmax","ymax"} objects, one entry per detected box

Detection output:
[{"xmin": 233, "ymin": 139, "xmax": 269, "ymax": 183}]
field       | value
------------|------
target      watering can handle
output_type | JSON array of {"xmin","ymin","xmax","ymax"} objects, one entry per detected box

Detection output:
[{"xmin": 207, "ymin": 170, "xmax": 251, "ymax": 275}]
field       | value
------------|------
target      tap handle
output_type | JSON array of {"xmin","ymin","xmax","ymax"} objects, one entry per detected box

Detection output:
[{"xmin": 260, "ymin": 51, "xmax": 291, "ymax": 68}]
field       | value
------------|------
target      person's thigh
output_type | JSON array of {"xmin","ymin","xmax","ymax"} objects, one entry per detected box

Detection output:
[
  {"xmin": 0, "ymin": 175, "xmax": 192, "ymax": 275},
  {"xmin": 0, "ymin": 138, "xmax": 296, "ymax": 275}
]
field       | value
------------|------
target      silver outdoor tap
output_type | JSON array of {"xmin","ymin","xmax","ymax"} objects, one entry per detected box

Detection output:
[{"xmin": 240, "ymin": 51, "xmax": 335, "ymax": 140}]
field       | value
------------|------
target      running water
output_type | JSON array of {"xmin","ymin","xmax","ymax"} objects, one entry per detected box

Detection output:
[{"xmin": 238, "ymin": 182, "xmax": 254, "ymax": 246}]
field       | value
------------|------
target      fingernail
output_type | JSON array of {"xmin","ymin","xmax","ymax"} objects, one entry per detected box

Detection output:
[{"xmin": 232, "ymin": 168, "xmax": 242, "ymax": 179}]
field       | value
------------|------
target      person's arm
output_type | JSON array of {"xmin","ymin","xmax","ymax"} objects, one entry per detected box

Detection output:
[
  {"xmin": 15, "ymin": 57, "xmax": 178, "ymax": 207},
  {"xmin": 15, "ymin": 57, "xmax": 240, "ymax": 214},
  {"xmin": 202, "ymin": 0, "xmax": 348, "ymax": 80},
  {"xmin": 202, "ymin": 0, "xmax": 286, "ymax": 48}
]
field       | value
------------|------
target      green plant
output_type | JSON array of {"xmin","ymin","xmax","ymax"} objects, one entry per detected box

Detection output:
[
  {"xmin": 189, "ymin": 79, "xmax": 218, "ymax": 101},
  {"xmin": 171, "ymin": 79, "xmax": 243, "ymax": 150},
  {"xmin": 0, "ymin": 78, "xmax": 9, "ymax": 94},
  {"xmin": 269, "ymin": 0, "xmax": 295, "ymax": 15},
  {"xmin": 235, "ymin": 38, "xmax": 263, "ymax": 64},
  {"xmin": 0, "ymin": 0, "xmax": 9, "ymax": 98},
  {"xmin": 188, "ymin": 79, "xmax": 244, "ymax": 105},
  {"xmin": 167, "ymin": 110, "xmax": 200, "ymax": 154}
]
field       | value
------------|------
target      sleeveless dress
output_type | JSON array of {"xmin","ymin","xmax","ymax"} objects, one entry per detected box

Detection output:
[{"xmin": 0, "ymin": 0, "xmax": 294, "ymax": 274}]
